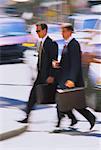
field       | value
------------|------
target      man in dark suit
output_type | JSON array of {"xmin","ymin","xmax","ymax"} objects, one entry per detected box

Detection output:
[
  {"xmin": 52, "ymin": 23, "xmax": 96, "ymax": 130},
  {"xmin": 18, "ymin": 23, "xmax": 58, "ymax": 123}
]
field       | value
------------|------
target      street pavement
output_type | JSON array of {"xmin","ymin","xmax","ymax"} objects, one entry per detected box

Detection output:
[
  {"xmin": 0, "ymin": 63, "xmax": 101, "ymax": 150},
  {"xmin": 0, "ymin": 103, "xmax": 101, "ymax": 150},
  {"xmin": 0, "ymin": 107, "xmax": 28, "ymax": 141}
]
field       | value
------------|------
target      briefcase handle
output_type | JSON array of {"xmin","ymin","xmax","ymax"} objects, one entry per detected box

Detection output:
[{"xmin": 57, "ymin": 87, "xmax": 85, "ymax": 94}]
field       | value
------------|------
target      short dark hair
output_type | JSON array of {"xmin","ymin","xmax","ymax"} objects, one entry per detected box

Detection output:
[
  {"xmin": 36, "ymin": 23, "xmax": 48, "ymax": 31},
  {"xmin": 61, "ymin": 23, "xmax": 74, "ymax": 32}
]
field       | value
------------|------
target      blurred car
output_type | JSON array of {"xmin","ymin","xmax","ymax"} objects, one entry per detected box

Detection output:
[
  {"xmin": 68, "ymin": 14, "xmax": 101, "ymax": 40},
  {"xmin": 68, "ymin": 14, "xmax": 101, "ymax": 30},
  {"xmin": 0, "ymin": 16, "xmax": 35, "ymax": 64},
  {"xmin": 88, "ymin": 40, "xmax": 101, "ymax": 87}
]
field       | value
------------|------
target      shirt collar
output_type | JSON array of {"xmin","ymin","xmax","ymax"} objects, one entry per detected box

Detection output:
[
  {"xmin": 41, "ymin": 35, "xmax": 48, "ymax": 45},
  {"xmin": 65, "ymin": 36, "xmax": 73, "ymax": 46}
]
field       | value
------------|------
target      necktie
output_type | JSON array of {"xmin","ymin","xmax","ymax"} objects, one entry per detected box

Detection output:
[
  {"xmin": 38, "ymin": 41, "xmax": 43, "ymax": 69},
  {"xmin": 62, "ymin": 44, "xmax": 67, "ymax": 55}
]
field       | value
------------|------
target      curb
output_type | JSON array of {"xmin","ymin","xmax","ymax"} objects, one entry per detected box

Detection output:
[{"xmin": 0, "ymin": 125, "xmax": 28, "ymax": 141}]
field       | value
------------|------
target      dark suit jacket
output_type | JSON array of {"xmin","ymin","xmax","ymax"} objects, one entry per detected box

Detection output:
[
  {"xmin": 58, "ymin": 38, "xmax": 84, "ymax": 88},
  {"xmin": 37, "ymin": 36, "xmax": 58, "ymax": 83}
]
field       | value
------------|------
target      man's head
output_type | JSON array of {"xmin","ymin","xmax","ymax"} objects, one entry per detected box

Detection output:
[
  {"xmin": 36, "ymin": 23, "xmax": 48, "ymax": 38},
  {"xmin": 61, "ymin": 23, "xmax": 74, "ymax": 40}
]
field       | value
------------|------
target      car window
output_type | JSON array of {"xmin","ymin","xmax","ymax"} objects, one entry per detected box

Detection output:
[
  {"xmin": 74, "ymin": 19, "xmax": 98, "ymax": 30},
  {"xmin": 83, "ymin": 19, "xmax": 98, "ymax": 29}
]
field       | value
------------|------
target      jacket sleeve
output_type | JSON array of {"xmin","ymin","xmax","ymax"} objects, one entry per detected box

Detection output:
[
  {"xmin": 68, "ymin": 41, "xmax": 82, "ymax": 82},
  {"xmin": 48, "ymin": 41, "xmax": 58, "ymax": 77}
]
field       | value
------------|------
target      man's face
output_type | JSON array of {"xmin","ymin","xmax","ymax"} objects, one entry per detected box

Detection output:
[
  {"xmin": 36, "ymin": 25, "xmax": 46, "ymax": 38},
  {"xmin": 61, "ymin": 27, "xmax": 72, "ymax": 40}
]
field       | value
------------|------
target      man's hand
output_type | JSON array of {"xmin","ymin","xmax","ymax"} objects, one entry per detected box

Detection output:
[
  {"xmin": 46, "ymin": 76, "xmax": 54, "ymax": 84},
  {"xmin": 65, "ymin": 80, "xmax": 75, "ymax": 88},
  {"xmin": 52, "ymin": 60, "xmax": 60, "ymax": 68}
]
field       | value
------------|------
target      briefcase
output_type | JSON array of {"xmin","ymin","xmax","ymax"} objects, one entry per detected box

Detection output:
[
  {"xmin": 36, "ymin": 84, "xmax": 56, "ymax": 104},
  {"xmin": 55, "ymin": 87, "xmax": 86, "ymax": 112}
]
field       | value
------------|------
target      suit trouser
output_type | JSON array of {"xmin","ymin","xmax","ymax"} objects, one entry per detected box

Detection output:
[
  {"xmin": 75, "ymin": 108, "xmax": 94, "ymax": 123},
  {"xmin": 26, "ymin": 77, "xmax": 41, "ymax": 115},
  {"xmin": 57, "ymin": 106, "xmax": 94, "ymax": 123},
  {"xmin": 67, "ymin": 108, "xmax": 94, "ymax": 123},
  {"xmin": 57, "ymin": 105, "xmax": 77, "ymax": 121}
]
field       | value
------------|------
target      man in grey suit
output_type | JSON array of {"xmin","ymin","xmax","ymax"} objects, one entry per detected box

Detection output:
[
  {"xmin": 52, "ymin": 23, "xmax": 96, "ymax": 130},
  {"xmin": 18, "ymin": 23, "xmax": 58, "ymax": 123}
]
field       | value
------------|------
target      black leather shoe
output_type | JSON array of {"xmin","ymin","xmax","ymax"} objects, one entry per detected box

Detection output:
[
  {"xmin": 17, "ymin": 117, "xmax": 28, "ymax": 123},
  {"xmin": 89, "ymin": 115, "xmax": 96, "ymax": 130},
  {"xmin": 56, "ymin": 120, "xmax": 61, "ymax": 127},
  {"xmin": 56, "ymin": 113, "xmax": 65, "ymax": 127},
  {"xmin": 70, "ymin": 119, "xmax": 78, "ymax": 126}
]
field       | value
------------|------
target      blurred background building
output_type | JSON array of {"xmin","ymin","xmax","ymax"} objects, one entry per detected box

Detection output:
[{"xmin": 0, "ymin": 0, "xmax": 101, "ymax": 24}]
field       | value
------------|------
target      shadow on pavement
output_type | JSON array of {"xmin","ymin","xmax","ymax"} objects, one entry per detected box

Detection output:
[
  {"xmin": 50, "ymin": 127, "xmax": 101, "ymax": 138},
  {"xmin": 0, "ymin": 97, "xmax": 53, "ymax": 110},
  {"xmin": 26, "ymin": 126, "xmax": 101, "ymax": 138}
]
